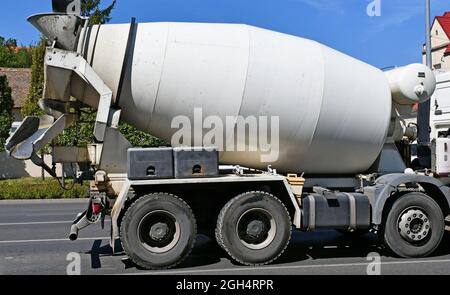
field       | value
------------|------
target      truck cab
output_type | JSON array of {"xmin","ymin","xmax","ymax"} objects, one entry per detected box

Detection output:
[
  {"xmin": 431, "ymin": 71, "xmax": 450, "ymax": 140},
  {"xmin": 430, "ymin": 72, "xmax": 450, "ymax": 177}
]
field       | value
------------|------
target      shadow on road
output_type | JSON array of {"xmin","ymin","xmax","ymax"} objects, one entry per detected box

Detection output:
[
  {"xmin": 118, "ymin": 235, "xmax": 224, "ymax": 270},
  {"xmin": 87, "ymin": 239, "xmax": 124, "ymax": 269},
  {"xmin": 277, "ymin": 230, "xmax": 384, "ymax": 264},
  {"xmin": 87, "ymin": 230, "xmax": 450, "ymax": 271}
]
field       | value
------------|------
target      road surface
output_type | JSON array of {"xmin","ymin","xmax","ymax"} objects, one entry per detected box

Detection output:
[{"xmin": 0, "ymin": 199, "xmax": 449, "ymax": 275}]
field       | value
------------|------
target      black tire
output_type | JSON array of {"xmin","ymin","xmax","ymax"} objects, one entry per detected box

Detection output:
[
  {"xmin": 381, "ymin": 192, "xmax": 445, "ymax": 258},
  {"xmin": 216, "ymin": 191, "xmax": 292, "ymax": 266},
  {"xmin": 120, "ymin": 193, "xmax": 197, "ymax": 270}
]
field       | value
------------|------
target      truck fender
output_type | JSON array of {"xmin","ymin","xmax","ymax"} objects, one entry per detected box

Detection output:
[{"xmin": 364, "ymin": 173, "xmax": 450, "ymax": 225}]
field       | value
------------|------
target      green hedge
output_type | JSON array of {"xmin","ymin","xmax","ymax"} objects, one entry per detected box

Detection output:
[
  {"xmin": 0, "ymin": 178, "xmax": 89, "ymax": 200},
  {"xmin": 0, "ymin": 37, "xmax": 32, "ymax": 68}
]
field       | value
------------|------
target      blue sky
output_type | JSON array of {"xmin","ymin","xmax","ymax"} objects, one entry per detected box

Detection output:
[{"xmin": 0, "ymin": 0, "xmax": 449, "ymax": 68}]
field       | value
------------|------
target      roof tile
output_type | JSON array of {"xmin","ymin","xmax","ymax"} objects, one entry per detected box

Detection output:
[
  {"xmin": 0, "ymin": 67, "xmax": 31, "ymax": 108},
  {"xmin": 436, "ymin": 12, "xmax": 450, "ymax": 57}
]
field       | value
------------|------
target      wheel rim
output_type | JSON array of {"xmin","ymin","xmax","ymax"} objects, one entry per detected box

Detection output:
[
  {"xmin": 236, "ymin": 208, "xmax": 277, "ymax": 250},
  {"xmin": 398, "ymin": 207, "xmax": 431, "ymax": 244},
  {"xmin": 137, "ymin": 210, "xmax": 181, "ymax": 254}
]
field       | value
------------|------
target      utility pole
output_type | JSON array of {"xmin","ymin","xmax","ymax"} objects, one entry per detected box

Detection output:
[
  {"xmin": 425, "ymin": 0, "xmax": 432, "ymax": 68},
  {"xmin": 417, "ymin": 0, "xmax": 432, "ymax": 169}
]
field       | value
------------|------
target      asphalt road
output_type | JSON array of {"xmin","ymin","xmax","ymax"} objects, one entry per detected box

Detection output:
[{"xmin": 0, "ymin": 199, "xmax": 450, "ymax": 275}]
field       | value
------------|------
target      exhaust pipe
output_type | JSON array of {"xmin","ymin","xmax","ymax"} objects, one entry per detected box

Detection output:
[
  {"xmin": 69, "ymin": 212, "xmax": 91, "ymax": 241},
  {"xmin": 69, "ymin": 196, "xmax": 105, "ymax": 241},
  {"xmin": 69, "ymin": 225, "xmax": 79, "ymax": 241}
]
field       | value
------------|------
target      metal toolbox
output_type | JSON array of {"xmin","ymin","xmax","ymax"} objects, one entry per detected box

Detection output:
[
  {"xmin": 302, "ymin": 192, "xmax": 371, "ymax": 231},
  {"xmin": 127, "ymin": 148, "xmax": 174, "ymax": 180},
  {"xmin": 173, "ymin": 147, "xmax": 219, "ymax": 179}
]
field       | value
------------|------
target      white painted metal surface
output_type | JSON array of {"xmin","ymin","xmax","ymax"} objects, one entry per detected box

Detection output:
[
  {"xmin": 28, "ymin": 13, "xmax": 84, "ymax": 51},
  {"xmin": 431, "ymin": 71, "xmax": 450, "ymax": 140},
  {"xmin": 74, "ymin": 22, "xmax": 393, "ymax": 174},
  {"xmin": 435, "ymin": 138, "xmax": 450, "ymax": 175},
  {"xmin": 385, "ymin": 64, "xmax": 436, "ymax": 105}
]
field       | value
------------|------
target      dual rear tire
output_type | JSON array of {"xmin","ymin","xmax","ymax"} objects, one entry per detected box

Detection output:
[
  {"xmin": 215, "ymin": 191, "xmax": 292, "ymax": 266},
  {"xmin": 120, "ymin": 193, "xmax": 197, "ymax": 270},
  {"xmin": 120, "ymin": 191, "xmax": 292, "ymax": 269}
]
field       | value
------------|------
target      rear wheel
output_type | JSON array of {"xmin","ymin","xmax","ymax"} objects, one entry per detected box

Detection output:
[
  {"xmin": 216, "ymin": 191, "xmax": 292, "ymax": 266},
  {"xmin": 381, "ymin": 192, "xmax": 444, "ymax": 258},
  {"xmin": 120, "ymin": 193, "xmax": 197, "ymax": 270}
]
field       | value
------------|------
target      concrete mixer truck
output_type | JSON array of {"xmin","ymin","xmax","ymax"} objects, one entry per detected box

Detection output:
[{"xmin": 5, "ymin": 0, "xmax": 450, "ymax": 270}]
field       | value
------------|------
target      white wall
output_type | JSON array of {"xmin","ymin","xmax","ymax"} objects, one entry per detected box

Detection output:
[{"xmin": 0, "ymin": 152, "xmax": 68, "ymax": 179}]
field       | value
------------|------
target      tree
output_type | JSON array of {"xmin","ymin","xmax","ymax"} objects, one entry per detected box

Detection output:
[
  {"xmin": 0, "ymin": 75, "xmax": 13, "ymax": 152},
  {"xmin": 0, "ymin": 36, "xmax": 32, "ymax": 68},
  {"xmin": 14, "ymin": 48, "xmax": 32, "ymax": 68},
  {"xmin": 119, "ymin": 123, "xmax": 168, "ymax": 148},
  {"xmin": 21, "ymin": 37, "xmax": 46, "ymax": 117},
  {"xmin": 0, "ymin": 46, "xmax": 11, "ymax": 67},
  {"xmin": 82, "ymin": 0, "xmax": 117, "ymax": 25},
  {"xmin": 4, "ymin": 39, "xmax": 17, "ymax": 48}
]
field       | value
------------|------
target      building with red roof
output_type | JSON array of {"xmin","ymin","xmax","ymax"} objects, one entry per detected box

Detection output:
[
  {"xmin": 423, "ymin": 12, "xmax": 450, "ymax": 71},
  {"xmin": 0, "ymin": 67, "xmax": 31, "ymax": 122}
]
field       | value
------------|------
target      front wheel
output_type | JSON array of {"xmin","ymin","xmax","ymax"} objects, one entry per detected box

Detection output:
[
  {"xmin": 120, "ymin": 193, "xmax": 197, "ymax": 270},
  {"xmin": 216, "ymin": 191, "xmax": 292, "ymax": 266},
  {"xmin": 381, "ymin": 192, "xmax": 445, "ymax": 258}
]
